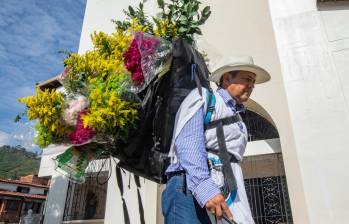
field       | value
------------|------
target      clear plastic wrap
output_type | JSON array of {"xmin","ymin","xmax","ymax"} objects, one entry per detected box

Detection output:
[
  {"xmin": 54, "ymin": 143, "xmax": 103, "ymax": 183},
  {"xmin": 123, "ymin": 32, "xmax": 173, "ymax": 93}
]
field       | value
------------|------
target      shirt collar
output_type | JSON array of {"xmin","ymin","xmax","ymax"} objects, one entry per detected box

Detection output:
[{"xmin": 217, "ymin": 88, "xmax": 246, "ymax": 113}]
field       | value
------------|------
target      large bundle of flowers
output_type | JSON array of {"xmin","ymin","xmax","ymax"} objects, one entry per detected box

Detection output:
[{"xmin": 18, "ymin": 0, "xmax": 211, "ymax": 182}]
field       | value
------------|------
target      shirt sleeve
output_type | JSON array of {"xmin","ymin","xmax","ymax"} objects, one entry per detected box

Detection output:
[{"xmin": 174, "ymin": 106, "xmax": 221, "ymax": 207}]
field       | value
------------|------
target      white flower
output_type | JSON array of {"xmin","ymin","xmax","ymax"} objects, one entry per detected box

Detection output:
[{"xmin": 62, "ymin": 95, "xmax": 89, "ymax": 126}]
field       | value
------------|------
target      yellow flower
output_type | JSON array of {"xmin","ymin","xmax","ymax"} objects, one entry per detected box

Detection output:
[
  {"xmin": 18, "ymin": 88, "xmax": 66, "ymax": 137},
  {"xmin": 81, "ymin": 74, "xmax": 139, "ymax": 138}
]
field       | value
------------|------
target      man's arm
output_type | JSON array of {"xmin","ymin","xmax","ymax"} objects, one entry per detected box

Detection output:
[
  {"xmin": 175, "ymin": 106, "xmax": 220, "ymax": 206},
  {"xmin": 175, "ymin": 106, "xmax": 234, "ymax": 220}
]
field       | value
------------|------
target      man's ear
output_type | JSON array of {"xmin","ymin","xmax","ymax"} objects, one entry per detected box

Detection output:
[{"xmin": 221, "ymin": 73, "xmax": 230, "ymax": 89}]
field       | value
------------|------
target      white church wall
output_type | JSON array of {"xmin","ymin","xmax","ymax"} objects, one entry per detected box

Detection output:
[
  {"xmin": 199, "ymin": 0, "xmax": 308, "ymax": 222},
  {"xmin": 38, "ymin": 145, "xmax": 70, "ymax": 224},
  {"xmin": 269, "ymin": 0, "xmax": 349, "ymax": 223}
]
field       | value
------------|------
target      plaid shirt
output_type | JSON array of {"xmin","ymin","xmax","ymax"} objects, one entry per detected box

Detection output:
[{"xmin": 166, "ymin": 88, "xmax": 245, "ymax": 207}]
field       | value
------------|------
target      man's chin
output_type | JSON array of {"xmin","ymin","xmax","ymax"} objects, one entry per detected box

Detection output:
[
  {"xmin": 244, "ymin": 92, "xmax": 252, "ymax": 100},
  {"xmin": 241, "ymin": 98, "xmax": 249, "ymax": 103},
  {"xmin": 241, "ymin": 94, "xmax": 251, "ymax": 102}
]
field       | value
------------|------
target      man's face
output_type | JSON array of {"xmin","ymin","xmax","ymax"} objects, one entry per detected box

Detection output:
[{"xmin": 222, "ymin": 70, "xmax": 256, "ymax": 104}]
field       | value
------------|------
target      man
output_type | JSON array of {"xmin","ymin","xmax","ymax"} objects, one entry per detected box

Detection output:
[{"xmin": 162, "ymin": 56, "xmax": 270, "ymax": 224}]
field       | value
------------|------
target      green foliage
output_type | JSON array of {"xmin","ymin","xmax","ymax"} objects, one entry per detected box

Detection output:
[
  {"xmin": 14, "ymin": 112, "xmax": 25, "ymax": 123},
  {"xmin": 124, "ymin": 3, "xmax": 154, "ymax": 32},
  {"xmin": 112, "ymin": 2, "xmax": 154, "ymax": 32},
  {"xmin": 158, "ymin": 0, "xmax": 211, "ymax": 44},
  {"xmin": 34, "ymin": 123, "xmax": 54, "ymax": 148},
  {"xmin": 0, "ymin": 145, "xmax": 40, "ymax": 179},
  {"xmin": 112, "ymin": 0, "xmax": 211, "ymax": 44}
]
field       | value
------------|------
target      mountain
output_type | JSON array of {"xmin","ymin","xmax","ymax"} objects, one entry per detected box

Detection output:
[{"xmin": 0, "ymin": 145, "xmax": 40, "ymax": 179}]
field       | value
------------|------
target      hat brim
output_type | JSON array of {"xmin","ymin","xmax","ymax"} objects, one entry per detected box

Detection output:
[{"xmin": 210, "ymin": 64, "xmax": 271, "ymax": 84}]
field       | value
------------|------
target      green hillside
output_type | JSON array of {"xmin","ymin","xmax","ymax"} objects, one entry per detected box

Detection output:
[{"xmin": 0, "ymin": 145, "xmax": 40, "ymax": 179}]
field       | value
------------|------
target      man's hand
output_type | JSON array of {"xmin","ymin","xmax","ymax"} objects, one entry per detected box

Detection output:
[{"xmin": 205, "ymin": 193, "xmax": 233, "ymax": 221}]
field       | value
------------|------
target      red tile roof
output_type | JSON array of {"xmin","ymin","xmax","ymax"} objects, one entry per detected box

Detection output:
[
  {"xmin": 0, "ymin": 190, "xmax": 47, "ymax": 200},
  {"xmin": 0, "ymin": 178, "xmax": 49, "ymax": 189}
]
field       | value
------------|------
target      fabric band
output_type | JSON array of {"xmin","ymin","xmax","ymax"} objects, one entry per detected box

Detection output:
[
  {"xmin": 204, "ymin": 114, "xmax": 241, "ymax": 130},
  {"xmin": 215, "ymin": 121, "xmax": 238, "ymax": 195}
]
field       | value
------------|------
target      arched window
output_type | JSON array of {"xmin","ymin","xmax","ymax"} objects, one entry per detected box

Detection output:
[
  {"xmin": 240, "ymin": 110, "xmax": 293, "ymax": 223},
  {"xmin": 241, "ymin": 110, "xmax": 279, "ymax": 142}
]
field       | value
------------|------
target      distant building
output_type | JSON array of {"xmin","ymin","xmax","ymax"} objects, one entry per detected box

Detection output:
[{"xmin": 0, "ymin": 175, "xmax": 49, "ymax": 223}]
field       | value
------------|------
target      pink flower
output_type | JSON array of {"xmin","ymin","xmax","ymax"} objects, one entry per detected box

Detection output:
[
  {"xmin": 123, "ymin": 32, "xmax": 161, "ymax": 86},
  {"xmin": 123, "ymin": 39, "xmax": 144, "ymax": 85},
  {"xmin": 132, "ymin": 70, "xmax": 144, "ymax": 83},
  {"xmin": 68, "ymin": 110, "xmax": 96, "ymax": 145}
]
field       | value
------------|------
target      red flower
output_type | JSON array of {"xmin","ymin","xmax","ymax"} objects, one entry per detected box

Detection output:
[
  {"xmin": 123, "ymin": 32, "xmax": 160, "ymax": 86},
  {"xmin": 123, "ymin": 39, "xmax": 144, "ymax": 85},
  {"xmin": 68, "ymin": 110, "xmax": 96, "ymax": 145}
]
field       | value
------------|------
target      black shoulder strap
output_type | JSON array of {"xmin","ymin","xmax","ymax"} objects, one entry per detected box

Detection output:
[
  {"xmin": 204, "ymin": 114, "xmax": 241, "ymax": 130},
  {"xmin": 215, "ymin": 120, "xmax": 238, "ymax": 194},
  {"xmin": 192, "ymin": 63, "xmax": 203, "ymax": 96},
  {"xmin": 204, "ymin": 114, "xmax": 242, "ymax": 195}
]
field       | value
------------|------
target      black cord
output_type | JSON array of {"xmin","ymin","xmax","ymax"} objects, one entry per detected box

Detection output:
[{"xmin": 96, "ymin": 156, "xmax": 112, "ymax": 185}]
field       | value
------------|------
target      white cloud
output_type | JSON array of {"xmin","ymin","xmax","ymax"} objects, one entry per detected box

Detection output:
[
  {"xmin": 12, "ymin": 121, "xmax": 39, "ymax": 151},
  {"xmin": 0, "ymin": 0, "xmax": 86, "ymax": 154},
  {"xmin": 0, "ymin": 130, "xmax": 11, "ymax": 146},
  {"xmin": 0, "ymin": 124, "xmax": 40, "ymax": 152}
]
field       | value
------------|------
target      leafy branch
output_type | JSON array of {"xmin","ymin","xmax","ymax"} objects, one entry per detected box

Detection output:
[
  {"xmin": 112, "ymin": 2, "xmax": 154, "ymax": 33},
  {"xmin": 112, "ymin": 0, "xmax": 211, "ymax": 44},
  {"xmin": 157, "ymin": 0, "xmax": 211, "ymax": 44}
]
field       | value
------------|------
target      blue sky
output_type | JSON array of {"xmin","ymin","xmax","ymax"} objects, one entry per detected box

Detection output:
[{"xmin": 0, "ymin": 0, "xmax": 86, "ymax": 151}]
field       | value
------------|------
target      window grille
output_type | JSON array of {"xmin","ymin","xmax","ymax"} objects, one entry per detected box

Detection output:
[
  {"xmin": 242, "ymin": 154, "xmax": 293, "ymax": 224},
  {"xmin": 63, "ymin": 172, "xmax": 108, "ymax": 221}
]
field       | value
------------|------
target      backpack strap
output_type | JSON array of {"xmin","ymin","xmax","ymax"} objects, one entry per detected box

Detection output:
[
  {"xmin": 204, "ymin": 115, "xmax": 241, "ymax": 130},
  {"xmin": 203, "ymin": 89, "xmax": 242, "ymax": 129},
  {"xmin": 211, "ymin": 119, "xmax": 239, "ymax": 198},
  {"xmin": 192, "ymin": 63, "xmax": 203, "ymax": 96},
  {"xmin": 203, "ymin": 91, "xmax": 241, "ymax": 198},
  {"xmin": 204, "ymin": 90, "xmax": 216, "ymax": 125}
]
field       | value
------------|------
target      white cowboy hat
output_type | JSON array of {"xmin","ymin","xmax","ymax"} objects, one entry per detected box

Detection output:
[{"xmin": 209, "ymin": 56, "xmax": 271, "ymax": 84}]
